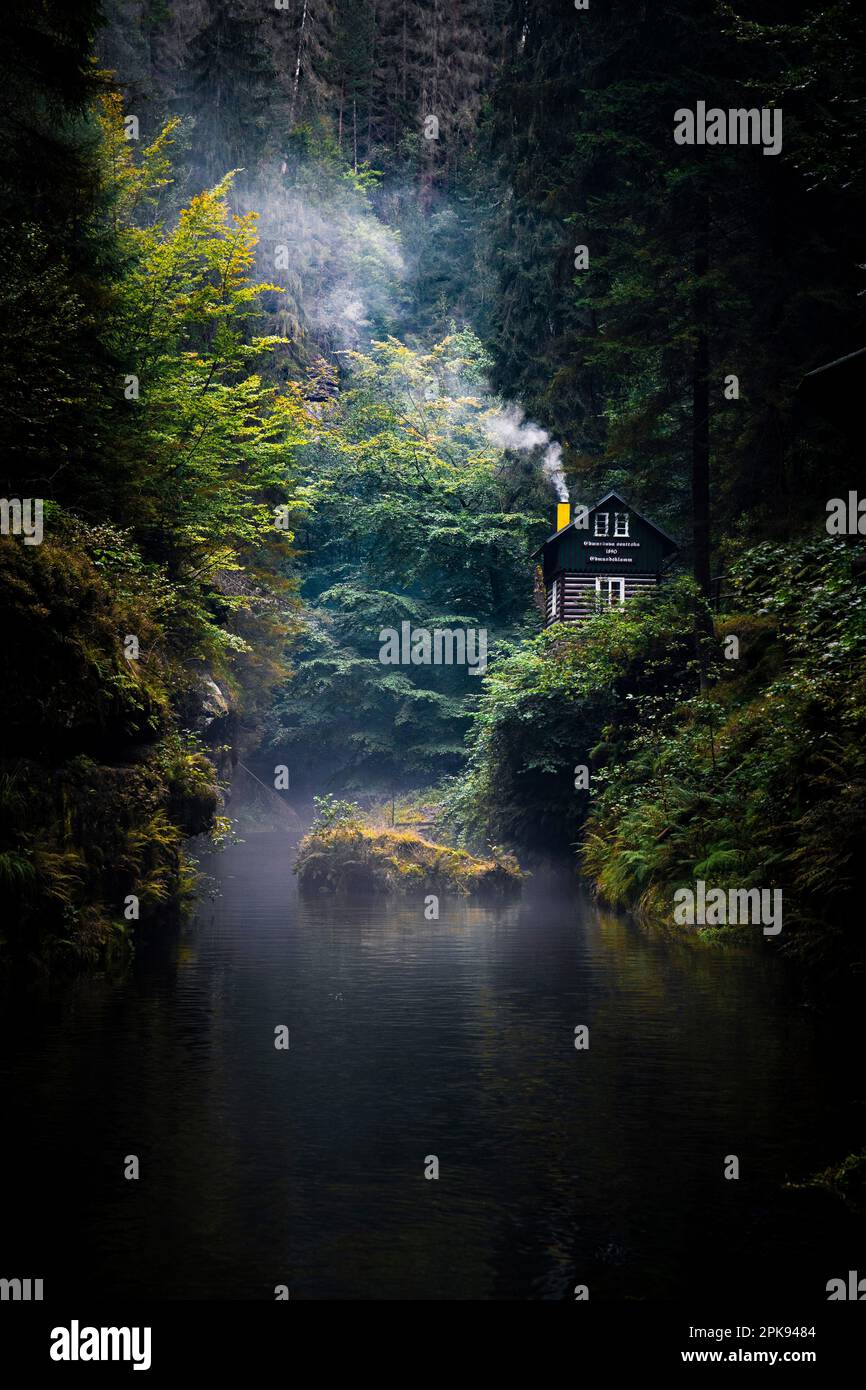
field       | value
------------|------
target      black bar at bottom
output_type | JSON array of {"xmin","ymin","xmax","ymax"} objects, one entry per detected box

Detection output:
[{"xmin": 1, "ymin": 1302, "xmax": 862, "ymax": 1378}]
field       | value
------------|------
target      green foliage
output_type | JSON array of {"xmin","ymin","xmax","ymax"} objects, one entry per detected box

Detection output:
[
  {"xmin": 0, "ymin": 82, "xmax": 307, "ymax": 963},
  {"xmin": 583, "ymin": 544, "xmax": 866, "ymax": 967},
  {"xmin": 98, "ymin": 100, "xmax": 306, "ymax": 602},
  {"xmin": 0, "ymin": 516, "xmax": 175, "ymax": 753},
  {"xmin": 310, "ymin": 794, "xmax": 364, "ymax": 831},
  {"xmin": 447, "ymin": 535, "xmax": 866, "ymax": 972},
  {"xmin": 443, "ymin": 577, "xmax": 698, "ymax": 849},
  {"xmin": 263, "ymin": 330, "xmax": 551, "ymax": 788}
]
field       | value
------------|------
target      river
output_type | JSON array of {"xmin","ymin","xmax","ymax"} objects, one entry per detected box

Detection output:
[{"xmin": 0, "ymin": 815, "xmax": 853, "ymax": 1301}]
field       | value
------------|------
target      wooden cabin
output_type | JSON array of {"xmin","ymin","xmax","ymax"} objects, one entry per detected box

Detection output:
[{"xmin": 534, "ymin": 490, "xmax": 678, "ymax": 626}]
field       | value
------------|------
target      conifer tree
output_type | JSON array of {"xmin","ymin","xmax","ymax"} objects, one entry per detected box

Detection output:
[{"xmin": 181, "ymin": 0, "xmax": 277, "ymax": 185}]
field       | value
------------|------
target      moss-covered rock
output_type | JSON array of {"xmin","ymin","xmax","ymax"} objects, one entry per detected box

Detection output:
[{"xmin": 295, "ymin": 822, "xmax": 524, "ymax": 898}]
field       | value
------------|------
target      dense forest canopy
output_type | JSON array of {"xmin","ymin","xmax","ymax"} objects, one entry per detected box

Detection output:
[{"xmin": 0, "ymin": 0, "xmax": 863, "ymax": 994}]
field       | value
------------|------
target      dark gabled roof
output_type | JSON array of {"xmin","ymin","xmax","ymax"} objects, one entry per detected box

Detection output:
[{"xmin": 531, "ymin": 489, "xmax": 679, "ymax": 559}]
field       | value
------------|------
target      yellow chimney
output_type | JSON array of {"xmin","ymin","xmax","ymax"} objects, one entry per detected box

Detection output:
[{"xmin": 556, "ymin": 502, "xmax": 571, "ymax": 532}]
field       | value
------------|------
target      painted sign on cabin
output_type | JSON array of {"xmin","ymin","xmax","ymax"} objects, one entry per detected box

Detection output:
[{"xmin": 534, "ymin": 490, "xmax": 678, "ymax": 626}]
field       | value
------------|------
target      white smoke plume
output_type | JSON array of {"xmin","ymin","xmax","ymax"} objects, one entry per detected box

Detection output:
[
  {"xmin": 484, "ymin": 405, "xmax": 568, "ymax": 501},
  {"xmin": 230, "ymin": 163, "xmax": 407, "ymax": 357}
]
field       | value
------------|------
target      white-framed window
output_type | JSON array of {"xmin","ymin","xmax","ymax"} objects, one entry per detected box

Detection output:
[
  {"xmin": 595, "ymin": 576, "xmax": 625, "ymax": 607},
  {"xmin": 594, "ymin": 512, "xmax": 609, "ymax": 537},
  {"xmin": 614, "ymin": 512, "xmax": 629, "ymax": 537}
]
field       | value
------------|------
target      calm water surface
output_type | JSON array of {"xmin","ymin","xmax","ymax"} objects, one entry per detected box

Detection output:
[{"xmin": 0, "ymin": 824, "xmax": 850, "ymax": 1300}]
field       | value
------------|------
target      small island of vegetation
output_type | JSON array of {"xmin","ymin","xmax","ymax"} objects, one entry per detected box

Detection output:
[{"xmin": 295, "ymin": 796, "xmax": 524, "ymax": 899}]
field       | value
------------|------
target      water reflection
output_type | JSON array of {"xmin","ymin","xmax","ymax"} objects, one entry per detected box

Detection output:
[{"xmin": 0, "ymin": 828, "xmax": 854, "ymax": 1300}]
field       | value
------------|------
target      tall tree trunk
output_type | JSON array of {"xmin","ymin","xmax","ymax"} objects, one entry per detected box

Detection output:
[
  {"xmin": 367, "ymin": 3, "xmax": 377, "ymax": 159},
  {"xmin": 290, "ymin": 0, "xmax": 308, "ymax": 127},
  {"xmin": 692, "ymin": 184, "xmax": 713, "ymax": 689}
]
